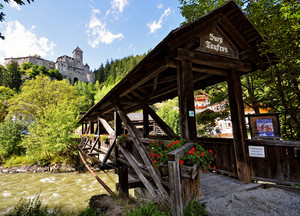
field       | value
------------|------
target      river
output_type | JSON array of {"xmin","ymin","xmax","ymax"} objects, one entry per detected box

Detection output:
[{"xmin": 0, "ymin": 171, "xmax": 120, "ymax": 215}]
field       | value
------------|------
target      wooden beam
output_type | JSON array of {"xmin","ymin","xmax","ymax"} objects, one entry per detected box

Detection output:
[
  {"xmin": 176, "ymin": 48, "xmax": 252, "ymax": 72},
  {"xmin": 143, "ymin": 108, "xmax": 150, "ymax": 138},
  {"xmin": 168, "ymin": 59, "xmax": 227, "ymax": 76},
  {"xmin": 114, "ymin": 110, "xmax": 122, "ymax": 165},
  {"xmin": 143, "ymin": 104, "xmax": 177, "ymax": 139},
  {"xmin": 219, "ymin": 16, "xmax": 266, "ymax": 70},
  {"xmin": 115, "ymin": 102, "xmax": 170, "ymax": 204},
  {"xmin": 177, "ymin": 59, "xmax": 197, "ymax": 142},
  {"xmin": 226, "ymin": 70, "xmax": 250, "ymax": 183},
  {"xmin": 120, "ymin": 60, "xmax": 169, "ymax": 97},
  {"xmin": 147, "ymin": 72, "xmax": 212, "ymax": 101},
  {"xmin": 118, "ymin": 145, "xmax": 157, "ymax": 198},
  {"xmin": 99, "ymin": 117, "xmax": 115, "ymax": 137},
  {"xmin": 153, "ymin": 75, "xmax": 159, "ymax": 92},
  {"xmin": 192, "ymin": 64, "xmax": 227, "ymax": 75}
]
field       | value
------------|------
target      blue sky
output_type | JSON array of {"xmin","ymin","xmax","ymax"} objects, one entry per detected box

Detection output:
[{"xmin": 0, "ymin": 0, "xmax": 185, "ymax": 71}]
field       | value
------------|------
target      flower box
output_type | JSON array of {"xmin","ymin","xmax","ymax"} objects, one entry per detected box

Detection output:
[{"xmin": 159, "ymin": 163, "xmax": 200, "ymax": 179}]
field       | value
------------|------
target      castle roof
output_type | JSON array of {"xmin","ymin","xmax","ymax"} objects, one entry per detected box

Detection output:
[{"xmin": 73, "ymin": 46, "xmax": 83, "ymax": 53}]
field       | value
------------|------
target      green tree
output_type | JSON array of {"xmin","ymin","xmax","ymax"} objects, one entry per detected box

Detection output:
[
  {"xmin": 0, "ymin": 120, "xmax": 26, "ymax": 161},
  {"xmin": 20, "ymin": 62, "xmax": 62, "ymax": 80},
  {"xmin": 2, "ymin": 61, "xmax": 22, "ymax": 91},
  {"xmin": 178, "ymin": 0, "xmax": 244, "ymax": 24},
  {"xmin": 74, "ymin": 81, "xmax": 96, "ymax": 112},
  {"xmin": 7, "ymin": 75, "xmax": 83, "ymax": 163},
  {"xmin": 0, "ymin": 65, "xmax": 5, "ymax": 85},
  {"xmin": 0, "ymin": 86, "xmax": 14, "ymax": 122},
  {"xmin": 155, "ymin": 98, "xmax": 180, "ymax": 135}
]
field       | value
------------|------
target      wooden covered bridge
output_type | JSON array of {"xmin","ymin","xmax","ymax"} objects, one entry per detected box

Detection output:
[{"xmin": 78, "ymin": 1, "xmax": 300, "ymax": 215}]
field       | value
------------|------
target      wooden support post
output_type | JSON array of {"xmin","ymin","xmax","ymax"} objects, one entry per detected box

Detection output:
[
  {"xmin": 176, "ymin": 59, "xmax": 197, "ymax": 142},
  {"xmin": 114, "ymin": 110, "xmax": 122, "ymax": 163},
  {"xmin": 168, "ymin": 161, "xmax": 183, "ymax": 216},
  {"xmin": 143, "ymin": 104, "xmax": 177, "ymax": 139},
  {"xmin": 118, "ymin": 166, "xmax": 129, "ymax": 197},
  {"xmin": 226, "ymin": 71, "xmax": 251, "ymax": 183},
  {"xmin": 143, "ymin": 107, "xmax": 150, "ymax": 138},
  {"xmin": 90, "ymin": 122, "xmax": 94, "ymax": 134}
]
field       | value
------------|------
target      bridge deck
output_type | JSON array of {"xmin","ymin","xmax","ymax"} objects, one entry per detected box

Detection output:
[{"xmin": 199, "ymin": 172, "xmax": 300, "ymax": 216}]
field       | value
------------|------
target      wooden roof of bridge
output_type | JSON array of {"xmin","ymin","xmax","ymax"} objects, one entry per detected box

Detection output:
[{"xmin": 80, "ymin": 1, "xmax": 270, "ymax": 123}]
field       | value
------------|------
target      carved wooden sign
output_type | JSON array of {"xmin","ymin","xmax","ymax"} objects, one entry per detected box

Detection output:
[{"xmin": 196, "ymin": 28, "xmax": 238, "ymax": 59}]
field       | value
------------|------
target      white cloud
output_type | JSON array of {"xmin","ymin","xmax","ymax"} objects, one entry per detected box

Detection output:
[
  {"xmin": 111, "ymin": 0, "xmax": 128, "ymax": 13},
  {"xmin": 157, "ymin": 3, "xmax": 163, "ymax": 9},
  {"xmin": 0, "ymin": 20, "xmax": 56, "ymax": 64},
  {"xmin": 147, "ymin": 8, "xmax": 172, "ymax": 34},
  {"xmin": 9, "ymin": 1, "xmax": 22, "ymax": 10},
  {"xmin": 86, "ymin": 8, "xmax": 124, "ymax": 47}
]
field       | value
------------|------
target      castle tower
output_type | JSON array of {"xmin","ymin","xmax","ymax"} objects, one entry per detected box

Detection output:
[{"xmin": 73, "ymin": 46, "xmax": 83, "ymax": 63}]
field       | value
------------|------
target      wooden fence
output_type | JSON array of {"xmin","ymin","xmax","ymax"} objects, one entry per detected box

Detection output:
[{"xmin": 198, "ymin": 138, "xmax": 300, "ymax": 184}]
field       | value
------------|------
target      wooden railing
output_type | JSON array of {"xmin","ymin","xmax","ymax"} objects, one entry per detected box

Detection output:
[{"xmin": 197, "ymin": 137, "xmax": 300, "ymax": 184}]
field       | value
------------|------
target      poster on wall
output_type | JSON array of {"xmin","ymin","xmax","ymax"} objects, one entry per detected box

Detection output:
[{"xmin": 256, "ymin": 119, "xmax": 274, "ymax": 137}]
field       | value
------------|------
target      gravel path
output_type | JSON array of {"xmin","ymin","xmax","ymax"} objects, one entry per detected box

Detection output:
[{"xmin": 198, "ymin": 172, "xmax": 300, "ymax": 216}]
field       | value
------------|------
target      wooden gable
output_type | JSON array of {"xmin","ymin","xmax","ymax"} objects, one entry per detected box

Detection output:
[{"xmin": 80, "ymin": 1, "xmax": 270, "ymax": 123}]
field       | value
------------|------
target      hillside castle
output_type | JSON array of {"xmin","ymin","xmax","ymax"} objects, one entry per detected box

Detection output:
[{"xmin": 4, "ymin": 47, "xmax": 95, "ymax": 84}]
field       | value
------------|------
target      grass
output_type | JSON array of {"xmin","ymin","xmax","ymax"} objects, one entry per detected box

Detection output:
[
  {"xmin": 5, "ymin": 195, "xmax": 62, "ymax": 216},
  {"xmin": 5, "ymin": 195, "xmax": 101, "ymax": 216},
  {"xmin": 6, "ymin": 195, "xmax": 210, "ymax": 216},
  {"xmin": 125, "ymin": 202, "xmax": 171, "ymax": 216},
  {"xmin": 183, "ymin": 200, "xmax": 210, "ymax": 216}
]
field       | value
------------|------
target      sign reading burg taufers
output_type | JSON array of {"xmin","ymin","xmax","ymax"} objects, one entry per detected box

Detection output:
[{"xmin": 196, "ymin": 28, "xmax": 238, "ymax": 59}]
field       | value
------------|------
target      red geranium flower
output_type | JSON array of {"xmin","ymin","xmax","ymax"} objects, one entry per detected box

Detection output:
[{"xmin": 179, "ymin": 160, "xmax": 184, "ymax": 165}]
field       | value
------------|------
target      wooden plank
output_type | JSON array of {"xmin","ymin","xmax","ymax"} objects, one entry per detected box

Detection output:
[
  {"xmin": 143, "ymin": 104, "xmax": 177, "ymax": 139},
  {"xmin": 99, "ymin": 117, "xmax": 115, "ymax": 136},
  {"xmin": 119, "ymin": 61, "xmax": 169, "ymax": 97},
  {"xmin": 118, "ymin": 145, "xmax": 158, "ymax": 198},
  {"xmin": 115, "ymin": 103, "xmax": 170, "ymax": 204},
  {"xmin": 219, "ymin": 16, "xmax": 266, "ymax": 70},
  {"xmin": 168, "ymin": 161, "xmax": 183, "ymax": 216},
  {"xmin": 100, "ymin": 137, "xmax": 117, "ymax": 167},
  {"xmin": 226, "ymin": 70, "xmax": 250, "ymax": 183},
  {"xmin": 176, "ymin": 48, "xmax": 252, "ymax": 72},
  {"xmin": 176, "ymin": 59, "xmax": 197, "ymax": 142},
  {"xmin": 153, "ymin": 75, "xmax": 159, "ymax": 92},
  {"xmin": 168, "ymin": 142, "xmax": 194, "ymax": 161},
  {"xmin": 88, "ymin": 136, "xmax": 100, "ymax": 154}
]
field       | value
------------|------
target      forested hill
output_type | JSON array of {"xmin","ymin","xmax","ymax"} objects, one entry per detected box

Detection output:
[
  {"xmin": 92, "ymin": 52, "xmax": 148, "ymax": 102},
  {"xmin": 94, "ymin": 53, "xmax": 148, "ymax": 84}
]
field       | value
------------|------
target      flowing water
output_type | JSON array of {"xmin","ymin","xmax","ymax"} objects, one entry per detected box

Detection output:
[{"xmin": 0, "ymin": 171, "xmax": 120, "ymax": 215}]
